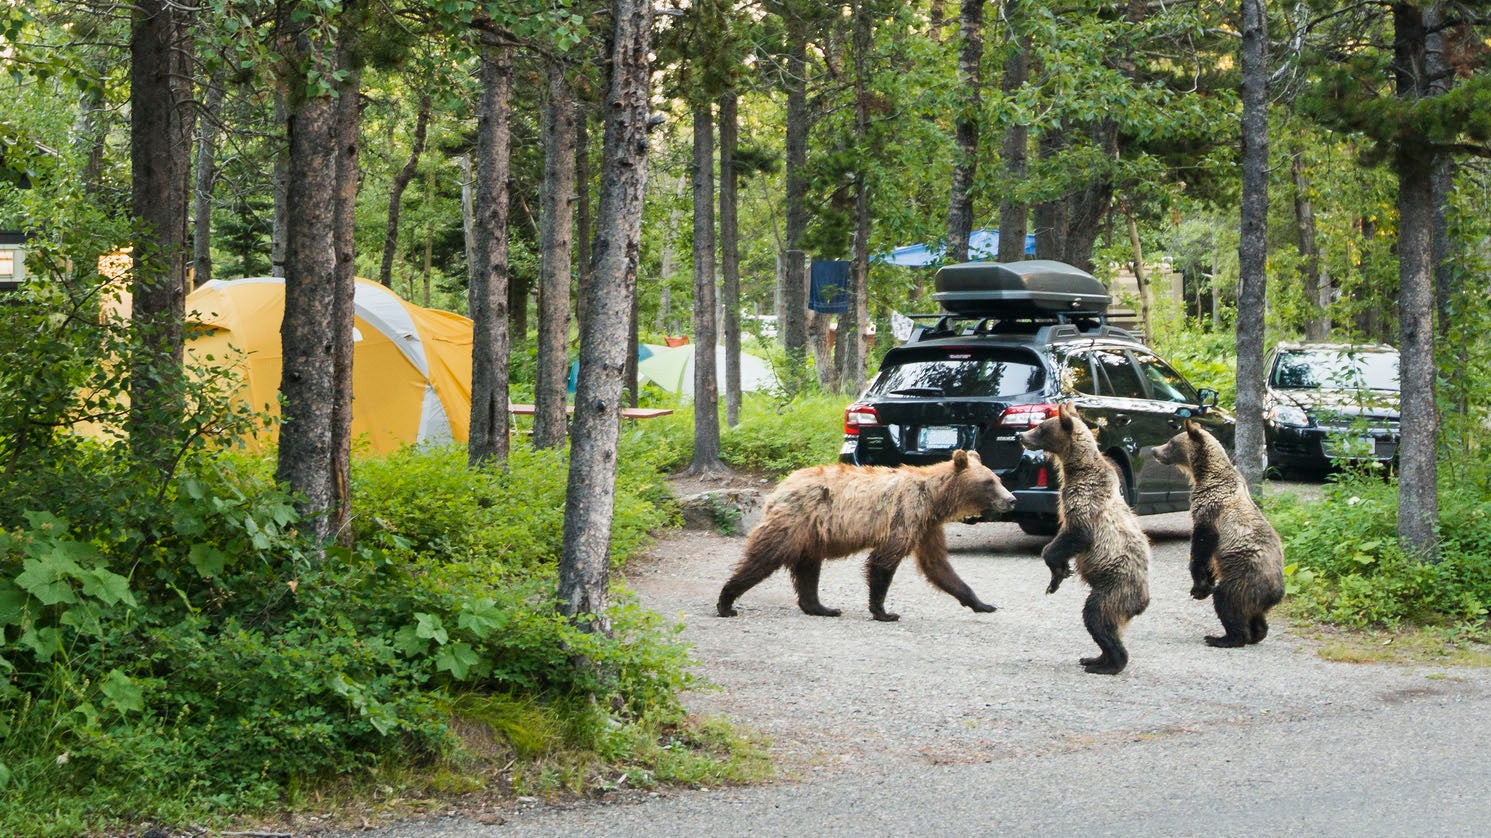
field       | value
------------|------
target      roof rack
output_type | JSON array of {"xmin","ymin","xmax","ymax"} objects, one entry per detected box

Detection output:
[{"xmin": 906, "ymin": 311, "xmax": 1135, "ymax": 344}]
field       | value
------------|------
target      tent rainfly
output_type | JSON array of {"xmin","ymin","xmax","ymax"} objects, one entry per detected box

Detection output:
[{"xmin": 186, "ymin": 277, "xmax": 473, "ymax": 454}]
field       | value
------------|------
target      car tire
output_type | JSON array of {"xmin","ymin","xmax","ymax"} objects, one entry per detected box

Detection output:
[{"xmin": 1017, "ymin": 514, "xmax": 1060, "ymax": 537}]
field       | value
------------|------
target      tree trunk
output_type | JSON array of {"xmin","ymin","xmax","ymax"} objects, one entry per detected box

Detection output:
[
  {"xmin": 378, "ymin": 92, "xmax": 430, "ymax": 288},
  {"xmin": 271, "ymin": 92, "xmax": 289, "ymax": 277},
  {"xmin": 535, "ymin": 64, "xmax": 577, "ymax": 450},
  {"xmin": 781, "ymin": 9, "xmax": 810, "ymax": 375},
  {"xmin": 841, "ymin": 0, "xmax": 871, "ymax": 394},
  {"xmin": 192, "ymin": 73, "xmax": 225, "ymax": 288},
  {"xmin": 1032, "ymin": 131, "xmax": 1067, "ymax": 261},
  {"xmin": 560, "ymin": 0, "xmax": 654, "ymax": 635},
  {"xmin": 688, "ymin": 102, "xmax": 726, "ymax": 475},
  {"xmin": 129, "ymin": 0, "xmax": 190, "ymax": 470},
  {"xmin": 997, "ymin": 0, "xmax": 1030, "ymax": 263},
  {"xmin": 946, "ymin": 0, "xmax": 984, "ymax": 264},
  {"xmin": 1290, "ymin": 146, "xmax": 1329, "ymax": 340},
  {"xmin": 809, "ymin": 310, "xmax": 836, "ymax": 390},
  {"xmin": 329, "ymin": 45, "xmax": 360, "ymax": 545},
  {"xmin": 277, "ymin": 75, "xmax": 341, "ymax": 545},
  {"xmin": 719, "ymin": 90, "xmax": 743, "ymax": 427},
  {"xmin": 656, "ymin": 173, "xmax": 686, "ymax": 333},
  {"xmin": 1234, "ymin": 0, "xmax": 1269, "ymax": 492},
  {"xmin": 575, "ymin": 100, "xmax": 592, "ymax": 333},
  {"xmin": 1125, "ymin": 209, "xmax": 1153, "ymax": 340},
  {"xmin": 1392, "ymin": 1, "xmax": 1439, "ymax": 560},
  {"xmin": 467, "ymin": 45, "xmax": 514, "ymax": 467}
]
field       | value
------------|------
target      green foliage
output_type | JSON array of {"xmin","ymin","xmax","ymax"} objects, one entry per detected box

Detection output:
[
  {"xmin": 1267, "ymin": 475, "xmax": 1491, "ymax": 636},
  {"xmin": 621, "ymin": 391, "xmax": 848, "ymax": 477}
]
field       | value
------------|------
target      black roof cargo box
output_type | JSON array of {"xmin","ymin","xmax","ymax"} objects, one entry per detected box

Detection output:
[{"xmin": 932, "ymin": 260, "xmax": 1110, "ymax": 317}]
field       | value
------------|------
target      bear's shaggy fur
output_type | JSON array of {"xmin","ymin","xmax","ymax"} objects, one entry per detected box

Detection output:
[
  {"xmin": 1018, "ymin": 403, "xmax": 1151, "ymax": 674},
  {"xmin": 716, "ymin": 450, "xmax": 1016, "ymax": 621},
  {"xmin": 1153, "ymin": 420, "xmax": 1285, "ymax": 647}
]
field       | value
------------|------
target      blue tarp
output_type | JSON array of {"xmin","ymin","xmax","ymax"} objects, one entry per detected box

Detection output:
[
  {"xmin": 877, "ymin": 228, "xmax": 1037, "ymax": 267},
  {"xmin": 810, "ymin": 260, "xmax": 851, "ymax": 313}
]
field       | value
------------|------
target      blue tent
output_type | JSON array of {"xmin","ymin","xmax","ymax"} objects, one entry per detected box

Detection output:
[{"xmin": 877, "ymin": 228, "xmax": 1036, "ymax": 267}]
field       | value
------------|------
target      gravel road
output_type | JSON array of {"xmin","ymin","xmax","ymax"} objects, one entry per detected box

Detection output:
[{"xmin": 329, "ymin": 484, "xmax": 1491, "ymax": 837}]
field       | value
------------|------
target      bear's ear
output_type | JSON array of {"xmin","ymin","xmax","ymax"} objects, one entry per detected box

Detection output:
[
  {"xmin": 952, "ymin": 449, "xmax": 969, "ymax": 471},
  {"xmin": 1185, "ymin": 419, "xmax": 1203, "ymax": 438},
  {"xmin": 1058, "ymin": 402, "xmax": 1075, "ymax": 432}
]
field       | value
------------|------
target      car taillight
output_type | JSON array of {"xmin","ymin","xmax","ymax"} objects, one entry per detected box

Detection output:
[
  {"xmin": 996, "ymin": 403, "xmax": 1059, "ymax": 428},
  {"xmin": 844, "ymin": 404, "xmax": 879, "ymax": 435},
  {"xmin": 1035, "ymin": 466, "xmax": 1049, "ymax": 488}
]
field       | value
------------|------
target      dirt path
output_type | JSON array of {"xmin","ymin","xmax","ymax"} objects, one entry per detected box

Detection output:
[{"xmin": 624, "ymin": 497, "xmax": 1483, "ymax": 777}]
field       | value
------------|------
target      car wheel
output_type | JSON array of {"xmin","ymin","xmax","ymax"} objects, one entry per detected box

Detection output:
[
  {"xmin": 1106, "ymin": 454, "xmax": 1135, "ymax": 508},
  {"xmin": 1017, "ymin": 514, "xmax": 1060, "ymax": 537}
]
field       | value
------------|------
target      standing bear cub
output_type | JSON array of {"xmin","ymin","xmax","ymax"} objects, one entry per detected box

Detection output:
[
  {"xmin": 1018, "ymin": 403, "xmax": 1150, "ymax": 674},
  {"xmin": 1152, "ymin": 420, "xmax": 1285, "ymax": 647},
  {"xmin": 716, "ymin": 450, "xmax": 1015, "ymax": 621}
]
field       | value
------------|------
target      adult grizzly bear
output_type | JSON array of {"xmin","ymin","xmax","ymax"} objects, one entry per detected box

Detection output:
[
  {"xmin": 1153, "ymin": 419, "xmax": 1285, "ymax": 647},
  {"xmin": 716, "ymin": 450, "xmax": 1015, "ymax": 621},
  {"xmin": 1017, "ymin": 403, "xmax": 1150, "ymax": 674}
]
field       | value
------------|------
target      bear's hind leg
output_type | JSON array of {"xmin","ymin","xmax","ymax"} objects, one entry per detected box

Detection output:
[
  {"xmin": 1248, "ymin": 613, "xmax": 1269, "ymax": 644},
  {"xmin": 1204, "ymin": 583, "xmax": 1251, "ymax": 647},
  {"xmin": 790, "ymin": 558, "xmax": 842, "ymax": 617},
  {"xmin": 717, "ymin": 543, "xmax": 790, "ymax": 617},
  {"xmin": 1081, "ymin": 592, "xmax": 1129, "ymax": 675},
  {"xmin": 865, "ymin": 549, "xmax": 904, "ymax": 622}
]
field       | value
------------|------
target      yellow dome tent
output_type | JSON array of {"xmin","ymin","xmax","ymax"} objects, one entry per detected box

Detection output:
[{"xmin": 186, "ymin": 277, "xmax": 473, "ymax": 454}]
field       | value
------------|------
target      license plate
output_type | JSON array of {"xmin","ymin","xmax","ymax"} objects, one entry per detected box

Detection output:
[
  {"xmin": 918, "ymin": 426, "xmax": 960, "ymax": 450},
  {"xmin": 1323, "ymin": 435, "xmax": 1375, "ymax": 459}
]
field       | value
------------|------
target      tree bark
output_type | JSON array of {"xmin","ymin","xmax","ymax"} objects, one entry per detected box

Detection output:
[
  {"xmin": 277, "ymin": 52, "xmax": 342, "ymax": 546},
  {"xmin": 1290, "ymin": 145, "xmax": 1329, "ymax": 340},
  {"xmin": 1392, "ymin": 1, "xmax": 1439, "ymax": 560},
  {"xmin": 192, "ymin": 73, "xmax": 225, "ymax": 288},
  {"xmin": 996, "ymin": 0, "xmax": 1030, "ymax": 264},
  {"xmin": 329, "ymin": 28, "xmax": 360, "ymax": 545},
  {"xmin": 467, "ymin": 45, "xmax": 514, "ymax": 467},
  {"xmin": 781, "ymin": 8, "xmax": 810, "ymax": 375},
  {"xmin": 688, "ymin": 102, "xmax": 726, "ymax": 474},
  {"xmin": 271, "ymin": 92, "xmax": 289, "ymax": 277},
  {"xmin": 946, "ymin": 0, "xmax": 984, "ymax": 264},
  {"xmin": 719, "ymin": 90, "xmax": 743, "ymax": 427},
  {"xmin": 378, "ymin": 92, "xmax": 430, "ymax": 288},
  {"xmin": 129, "ymin": 0, "xmax": 190, "ymax": 469},
  {"xmin": 841, "ymin": 0, "xmax": 871, "ymax": 394},
  {"xmin": 559, "ymin": 0, "xmax": 654, "ymax": 635},
  {"xmin": 535, "ymin": 64, "xmax": 577, "ymax": 450},
  {"xmin": 1125, "ymin": 209, "xmax": 1152, "ymax": 340},
  {"xmin": 575, "ymin": 100, "xmax": 592, "ymax": 333},
  {"xmin": 1234, "ymin": 0, "xmax": 1269, "ymax": 492}
]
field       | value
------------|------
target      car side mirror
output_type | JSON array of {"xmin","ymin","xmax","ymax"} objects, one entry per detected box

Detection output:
[
  {"xmin": 1173, "ymin": 407, "xmax": 1194, "ymax": 419},
  {"xmin": 1195, "ymin": 387, "xmax": 1220, "ymax": 414}
]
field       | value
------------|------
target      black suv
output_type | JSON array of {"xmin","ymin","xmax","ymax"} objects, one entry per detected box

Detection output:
[{"xmin": 840, "ymin": 260, "xmax": 1233, "ymax": 535}]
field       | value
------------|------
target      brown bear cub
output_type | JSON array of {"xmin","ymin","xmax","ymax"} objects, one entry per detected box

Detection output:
[
  {"xmin": 716, "ymin": 450, "xmax": 1015, "ymax": 621},
  {"xmin": 1017, "ymin": 403, "xmax": 1151, "ymax": 674},
  {"xmin": 1152, "ymin": 420, "xmax": 1285, "ymax": 647}
]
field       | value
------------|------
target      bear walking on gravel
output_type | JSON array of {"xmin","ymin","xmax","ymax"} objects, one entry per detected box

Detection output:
[
  {"xmin": 716, "ymin": 450, "xmax": 1016, "ymax": 621},
  {"xmin": 1153, "ymin": 420, "xmax": 1285, "ymax": 647},
  {"xmin": 1017, "ymin": 403, "xmax": 1150, "ymax": 674}
]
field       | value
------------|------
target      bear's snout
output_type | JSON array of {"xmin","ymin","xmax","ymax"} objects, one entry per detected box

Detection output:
[
  {"xmin": 1017, "ymin": 429, "xmax": 1041, "ymax": 451},
  {"xmin": 991, "ymin": 487, "xmax": 1016, "ymax": 513}
]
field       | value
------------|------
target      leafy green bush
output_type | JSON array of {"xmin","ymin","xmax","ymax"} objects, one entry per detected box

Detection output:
[
  {"xmin": 619, "ymin": 391, "xmax": 848, "ymax": 477},
  {"xmin": 1267, "ymin": 474, "xmax": 1491, "ymax": 633}
]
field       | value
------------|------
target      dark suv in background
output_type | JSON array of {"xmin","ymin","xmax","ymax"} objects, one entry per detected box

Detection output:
[{"xmin": 840, "ymin": 260, "xmax": 1233, "ymax": 535}]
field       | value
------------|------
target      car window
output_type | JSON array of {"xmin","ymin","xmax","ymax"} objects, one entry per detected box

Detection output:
[
  {"xmin": 868, "ymin": 348, "xmax": 1045, "ymax": 398},
  {"xmin": 1133, "ymin": 351, "xmax": 1199, "ymax": 404},
  {"xmin": 1094, "ymin": 349, "xmax": 1146, "ymax": 399},
  {"xmin": 1057, "ymin": 349, "xmax": 1099, "ymax": 395},
  {"xmin": 1271, "ymin": 349, "xmax": 1400, "ymax": 391}
]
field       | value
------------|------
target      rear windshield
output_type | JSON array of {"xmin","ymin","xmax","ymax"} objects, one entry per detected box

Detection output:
[
  {"xmin": 1271, "ymin": 349, "xmax": 1399, "ymax": 391},
  {"xmin": 868, "ymin": 347, "xmax": 1044, "ymax": 398}
]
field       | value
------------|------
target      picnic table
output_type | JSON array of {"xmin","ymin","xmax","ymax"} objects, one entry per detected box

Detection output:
[{"xmin": 508, "ymin": 404, "xmax": 673, "ymax": 421}]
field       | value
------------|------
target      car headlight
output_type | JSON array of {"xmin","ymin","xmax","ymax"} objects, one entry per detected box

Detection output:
[{"xmin": 1266, "ymin": 403, "xmax": 1309, "ymax": 428}]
